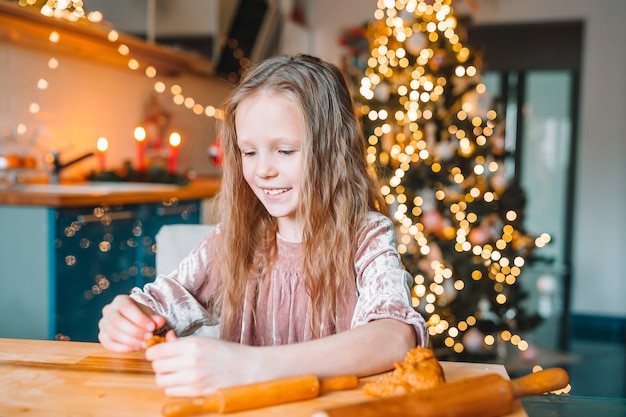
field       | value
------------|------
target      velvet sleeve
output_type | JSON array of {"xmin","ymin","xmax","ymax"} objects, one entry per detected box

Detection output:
[
  {"xmin": 351, "ymin": 212, "xmax": 428, "ymax": 347},
  {"xmin": 130, "ymin": 226, "xmax": 221, "ymax": 337}
]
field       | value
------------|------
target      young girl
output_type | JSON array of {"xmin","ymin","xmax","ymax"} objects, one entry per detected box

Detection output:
[{"xmin": 98, "ymin": 54, "xmax": 427, "ymax": 397}]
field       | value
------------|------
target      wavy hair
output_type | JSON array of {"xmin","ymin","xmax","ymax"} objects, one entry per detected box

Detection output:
[{"xmin": 216, "ymin": 54, "xmax": 387, "ymax": 341}]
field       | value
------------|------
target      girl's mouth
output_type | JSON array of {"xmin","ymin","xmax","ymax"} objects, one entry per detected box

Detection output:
[{"xmin": 263, "ymin": 188, "xmax": 290, "ymax": 195}]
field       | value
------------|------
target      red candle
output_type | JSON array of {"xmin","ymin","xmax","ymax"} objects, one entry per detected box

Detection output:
[
  {"xmin": 134, "ymin": 126, "xmax": 146, "ymax": 170},
  {"xmin": 96, "ymin": 137, "xmax": 108, "ymax": 172},
  {"xmin": 168, "ymin": 131, "xmax": 181, "ymax": 174}
]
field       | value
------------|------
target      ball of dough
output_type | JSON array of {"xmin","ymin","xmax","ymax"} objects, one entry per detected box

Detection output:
[{"xmin": 363, "ymin": 346, "xmax": 445, "ymax": 397}]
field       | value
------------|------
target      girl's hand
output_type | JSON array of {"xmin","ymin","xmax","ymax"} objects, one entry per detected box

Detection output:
[
  {"xmin": 98, "ymin": 294, "xmax": 165, "ymax": 352},
  {"xmin": 145, "ymin": 334, "xmax": 260, "ymax": 397}
]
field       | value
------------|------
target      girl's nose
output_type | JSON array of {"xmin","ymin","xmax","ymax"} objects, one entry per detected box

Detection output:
[{"xmin": 255, "ymin": 154, "xmax": 277, "ymax": 178}]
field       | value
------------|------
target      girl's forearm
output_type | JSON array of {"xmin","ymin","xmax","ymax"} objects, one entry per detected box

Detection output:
[{"xmin": 254, "ymin": 319, "xmax": 416, "ymax": 381}]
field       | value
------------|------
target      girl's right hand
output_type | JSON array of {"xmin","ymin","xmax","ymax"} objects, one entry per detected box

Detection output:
[{"xmin": 98, "ymin": 294, "xmax": 165, "ymax": 352}]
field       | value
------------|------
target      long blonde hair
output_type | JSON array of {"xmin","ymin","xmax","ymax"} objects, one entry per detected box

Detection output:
[{"xmin": 216, "ymin": 54, "xmax": 387, "ymax": 341}]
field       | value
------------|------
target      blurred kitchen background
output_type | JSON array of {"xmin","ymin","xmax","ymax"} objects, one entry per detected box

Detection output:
[{"xmin": 0, "ymin": 0, "xmax": 624, "ymax": 400}]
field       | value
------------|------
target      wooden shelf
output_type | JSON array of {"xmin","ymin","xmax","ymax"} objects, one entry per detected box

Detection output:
[{"xmin": 0, "ymin": 1, "xmax": 214, "ymax": 77}]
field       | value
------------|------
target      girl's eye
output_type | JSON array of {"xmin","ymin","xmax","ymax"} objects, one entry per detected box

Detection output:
[
  {"xmin": 242, "ymin": 150, "xmax": 256, "ymax": 157},
  {"xmin": 279, "ymin": 149, "xmax": 295, "ymax": 156}
]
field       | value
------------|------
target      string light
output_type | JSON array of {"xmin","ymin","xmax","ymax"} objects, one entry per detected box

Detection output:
[{"xmin": 18, "ymin": 1, "xmax": 223, "ymax": 127}]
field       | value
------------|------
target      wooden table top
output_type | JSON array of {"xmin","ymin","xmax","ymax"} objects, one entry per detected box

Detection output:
[
  {"xmin": 0, "ymin": 338, "xmax": 528, "ymax": 417},
  {"xmin": 0, "ymin": 177, "xmax": 221, "ymax": 207}
]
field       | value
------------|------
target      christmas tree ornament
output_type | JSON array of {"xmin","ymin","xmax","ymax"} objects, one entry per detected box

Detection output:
[
  {"xmin": 405, "ymin": 32, "xmax": 428, "ymax": 55},
  {"xmin": 422, "ymin": 210, "xmax": 444, "ymax": 234},
  {"xmin": 490, "ymin": 170, "xmax": 508, "ymax": 194},
  {"xmin": 491, "ymin": 133, "xmax": 506, "ymax": 156},
  {"xmin": 463, "ymin": 328, "xmax": 485, "ymax": 354},
  {"xmin": 374, "ymin": 81, "xmax": 392, "ymax": 102},
  {"xmin": 436, "ymin": 139, "xmax": 455, "ymax": 161},
  {"xmin": 208, "ymin": 138, "xmax": 223, "ymax": 167},
  {"xmin": 468, "ymin": 225, "xmax": 489, "ymax": 246}
]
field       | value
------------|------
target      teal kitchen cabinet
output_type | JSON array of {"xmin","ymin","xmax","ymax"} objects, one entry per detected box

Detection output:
[{"xmin": 0, "ymin": 200, "xmax": 200, "ymax": 342}]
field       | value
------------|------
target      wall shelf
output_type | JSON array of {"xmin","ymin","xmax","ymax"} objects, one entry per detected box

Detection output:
[{"xmin": 0, "ymin": 1, "xmax": 214, "ymax": 78}]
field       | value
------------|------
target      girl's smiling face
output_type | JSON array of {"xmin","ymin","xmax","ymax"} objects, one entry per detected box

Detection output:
[{"xmin": 236, "ymin": 91, "xmax": 305, "ymax": 242}]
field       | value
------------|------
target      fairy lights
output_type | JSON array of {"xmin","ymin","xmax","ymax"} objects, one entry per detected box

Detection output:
[{"xmin": 18, "ymin": 0, "xmax": 223, "ymax": 136}]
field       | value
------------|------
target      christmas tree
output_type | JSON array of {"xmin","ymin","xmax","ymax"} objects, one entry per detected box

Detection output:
[{"xmin": 341, "ymin": 0, "xmax": 550, "ymax": 359}]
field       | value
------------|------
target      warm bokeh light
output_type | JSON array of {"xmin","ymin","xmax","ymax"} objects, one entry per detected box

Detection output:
[
  {"xmin": 48, "ymin": 31, "xmax": 60, "ymax": 43},
  {"xmin": 134, "ymin": 126, "xmax": 146, "ymax": 142},
  {"xmin": 168, "ymin": 132, "xmax": 182, "ymax": 147},
  {"xmin": 96, "ymin": 137, "xmax": 109, "ymax": 152}
]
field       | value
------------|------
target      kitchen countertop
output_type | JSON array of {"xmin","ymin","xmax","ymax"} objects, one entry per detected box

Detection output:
[
  {"xmin": 0, "ymin": 338, "xmax": 529, "ymax": 417},
  {"xmin": 0, "ymin": 177, "xmax": 221, "ymax": 207}
]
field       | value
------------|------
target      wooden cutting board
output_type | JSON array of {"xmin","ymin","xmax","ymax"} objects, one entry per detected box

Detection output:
[
  {"xmin": 0, "ymin": 338, "xmax": 528, "ymax": 417},
  {"xmin": 0, "ymin": 354, "xmax": 152, "ymax": 373}
]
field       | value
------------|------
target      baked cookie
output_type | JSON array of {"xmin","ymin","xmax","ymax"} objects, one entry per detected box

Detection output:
[{"xmin": 363, "ymin": 346, "xmax": 445, "ymax": 397}]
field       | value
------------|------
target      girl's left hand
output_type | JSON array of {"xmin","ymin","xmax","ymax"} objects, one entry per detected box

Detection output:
[{"xmin": 145, "ymin": 332, "xmax": 260, "ymax": 396}]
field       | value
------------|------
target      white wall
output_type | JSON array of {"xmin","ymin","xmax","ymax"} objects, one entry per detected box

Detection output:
[{"xmin": 307, "ymin": 0, "xmax": 626, "ymax": 318}]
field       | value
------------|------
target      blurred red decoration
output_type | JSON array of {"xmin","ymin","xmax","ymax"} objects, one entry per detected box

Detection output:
[{"xmin": 209, "ymin": 138, "xmax": 223, "ymax": 167}]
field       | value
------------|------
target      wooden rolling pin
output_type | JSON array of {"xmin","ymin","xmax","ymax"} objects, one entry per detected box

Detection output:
[
  {"xmin": 312, "ymin": 367, "xmax": 569, "ymax": 417},
  {"xmin": 162, "ymin": 374, "xmax": 358, "ymax": 417}
]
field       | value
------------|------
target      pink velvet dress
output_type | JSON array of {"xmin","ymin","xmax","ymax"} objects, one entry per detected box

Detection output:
[{"xmin": 131, "ymin": 211, "xmax": 427, "ymax": 347}]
